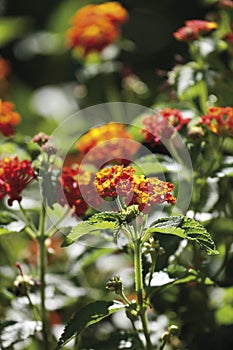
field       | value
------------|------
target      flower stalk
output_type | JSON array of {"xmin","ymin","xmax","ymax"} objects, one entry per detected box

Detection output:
[{"xmin": 38, "ymin": 204, "xmax": 50, "ymax": 350}]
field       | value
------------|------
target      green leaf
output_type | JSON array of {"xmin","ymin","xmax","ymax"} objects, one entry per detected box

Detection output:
[
  {"xmin": 146, "ymin": 216, "xmax": 218, "ymax": 255},
  {"xmin": 0, "ymin": 215, "xmax": 26, "ymax": 236},
  {"xmin": 0, "ymin": 321, "xmax": 42, "ymax": 348},
  {"xmin": 143, "ymin": 216, "xmax": 185, "ymax": 243},
  {"xmin": 56, "ymin": 300, "xmax": 125, "ymax": 349},
  {"xmin": 0, "ymin": 211, "xmax": 17, "ymax": 225},
  {"xmin": 62, "ymin": 220, "xmax": 118, "ymax": 247},
  {"xmin": 62, "ymin": 206, "xmax": 140, "ymax": 246}
]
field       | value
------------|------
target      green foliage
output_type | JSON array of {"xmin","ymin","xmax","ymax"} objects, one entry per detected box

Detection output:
[
  {"xmin": 62, "ymin": 205, "xmax": 140, "ymax": 246},
  {"xmin": 56, "ymin": 300, "xmax": 125, "ymax": 349},
  {"xmin": 146, "ymin": 216, "xmax": 218, "ymax": 255},
  {"xmin": 0, "ymin": 212, "xmax": 26, "ymax": 236},
  {"xmin": 0, "ymin": 17, "xmax": 30, "ymax": 47}
]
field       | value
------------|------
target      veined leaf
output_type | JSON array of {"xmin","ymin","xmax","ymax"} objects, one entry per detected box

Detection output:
[
  {"xmin": 145, "ymin": 216, "xmax": 218, "ymax": 255},
  {"xmin": 62, "ymin": 206, "xmax": 140, "ymax": 247},
  {"xmin": 62, "ymin": 220, "xmax": 118, "ymax": 247},
  {"xmin": 56, "ymin": 300, "xmax": 125, "ymax": 349}
]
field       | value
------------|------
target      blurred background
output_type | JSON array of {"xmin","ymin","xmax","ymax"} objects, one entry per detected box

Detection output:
[{"xmin": 0, "ymin": 0, "xmax": 215, "ymax": 135}]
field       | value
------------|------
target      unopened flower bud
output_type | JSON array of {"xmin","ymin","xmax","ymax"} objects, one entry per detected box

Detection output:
[
  {"xmin": 188, "ymin": 126, "xmax": 204, "ymax": 138},
  {"xmin": 32, "ymin": 132, "xmax": 50, "ymax": 146},
  {"xmin": 13, "ymin": 274, "xmax": 35, "ymax": 296},
  {"xmin": 106, "ymin": 276, "xmax": 123, "ymax": 294},
  {"xmin": 41, "ymin": 142, "xmax": 58, "ymax": 156}
]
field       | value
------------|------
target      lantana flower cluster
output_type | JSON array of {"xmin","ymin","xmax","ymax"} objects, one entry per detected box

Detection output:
[
  {"xmin": 173, "ymin": 19, "xmax": 217, "ymax": 42},
  {"xmin": 66, "ymin": 2, "xmax": 128, "ymax": 56},
  {"xmin": 58, "ymin": 164, "xmax": 99, "ymax": 217},
  {"xmin": 0, "ymin": 157, "xmax": 36, "ymax": 206},
  {"xmin": 200, "ymin": 106, "xmax": 233, "ymax": 137},
  {"xmin": 95, "ymin": 165, "xmax": 176, "ymax": 213},
  {"xmin": 76, "ymin": 122, "xmax": 139, "ymax": 165},
  {"xmin": 0, "ymin": 100, "xmax": 21, "ymax": 137},
  {"xmin": 141, "ymin": 108, "xmax": 190, "ymax": 146}
]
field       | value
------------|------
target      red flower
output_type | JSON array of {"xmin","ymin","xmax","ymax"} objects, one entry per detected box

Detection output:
[
  {"xmin": 0, "ymin": 100, "xmax": 21, "ymax": 137},
  {"xmin": 200, "ymin": 106, "xmax": 233, "ymax": 137},
  {"xmin": 173, "ymin": 20, "xmax": 217, "ymax": 42},
  {"xmin": 95, "ymin": 165, "xmax": 176, "ymax": 213},
  {"xmin": 0, "ymin": 157, "xmax": 36, "ymax": 206},
  {"xmin": 141, "ymin": 108, "xmax": 190, "ymax": 146},
  {"xmin": 58, "ymin": 164, "xmax": 99, "ymax": 217}
]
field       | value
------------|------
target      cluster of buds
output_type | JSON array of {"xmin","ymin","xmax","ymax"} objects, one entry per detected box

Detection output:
[
  {"xmin": 142, "ymin": 237, "xmax": 165, "ymax": 256},
  {"xmin": 106, "ymin": 275, "xmax": 123, "ymax": 294}
]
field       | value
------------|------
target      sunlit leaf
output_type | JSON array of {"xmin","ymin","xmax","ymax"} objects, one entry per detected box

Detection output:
[
  {"xmin": 145, "ymin": 216, "xmax": 218, "ymax": 255},
  {"xmin": 62, "ymin": 220, "xmax": 118, "ymax": 247}
]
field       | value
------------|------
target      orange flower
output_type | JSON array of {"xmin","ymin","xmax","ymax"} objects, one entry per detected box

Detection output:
[
  {"xmin": 76, "ymin": 122, "xmax": 139, "ymax": 165},
  {"xmin": 173, "ymin": 20, "xmax": 217, "ymax": 42},
  {"xmin": 66, "ymin": 2, "xmax": 128, "ymax": 56},
  {"xmin": 200, "ymin": 106, "xmax": 233, "ymax": 137},
  {"xmin": 96, "ymin": 2, "xmax": 128, "ymax": 25},
  {"xmin": 0, "ymin": 100, "xmax": 21, "ymax": 136},
  {"xmin": 141, "ymin": 109, "xmax": 190, "ymax": 146},
  {"xmin": 95, "ymin": 165, "xmax": 176, "ymax": 213},
  {"xmin": 0, "ymin": 58, "xmax": 10, "ymax": 80},
  {"xmin": 66, "ymin": 16, "xmax": 119, "ymax": 54}
]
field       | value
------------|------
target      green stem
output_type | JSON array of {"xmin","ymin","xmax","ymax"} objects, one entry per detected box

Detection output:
[
  {"xmin": 25, "ymin": 288, "xmax": 41, "ymax": 321},
  {"xmin": 46, "ymin": 206, "xmax": 72, "ymax": 237},
  {"xmin": 147, "ymin": 254, "xmax": 157, "ymax": 289},
  {"xmin": 198, "ymin": 79, "xmax": 208, "ymax": 115},
  {"xmin": 38, "ymin": 204, "xmax": 50, "ymax": 350},
  {"xmin": 19, "ymin": 203, "xmax": 37, "ymax": 233},
  {"xmin": 134, "ymin": 239, "xmax": 153, "ymax": 350}
]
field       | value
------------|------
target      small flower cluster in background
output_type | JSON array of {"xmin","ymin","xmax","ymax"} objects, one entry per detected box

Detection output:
[{"xmin": 66, "ymin": 1, "xmax": 128, "ymax": 57}]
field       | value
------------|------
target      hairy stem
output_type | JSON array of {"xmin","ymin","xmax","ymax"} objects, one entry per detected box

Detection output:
[
  {"xmin": 38, "ymin": 204, "xmax": 50, "ymax": 350},
  {"xmin": 134, "ymin": 239, "xmax": 153, "ymax": 350}
]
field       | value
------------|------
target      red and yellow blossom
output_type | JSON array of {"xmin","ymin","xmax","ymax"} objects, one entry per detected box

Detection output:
[
  {"xmin": 0, "ymin": 157, "xmax": 36, "ymax": 206},
  {"xmin": 66, "ymin": 2, "xmax": 128, "ymax": 55},
  {"xmin": 58, "ymin": 164, "xmax": 99, "ymax": 217},
  {"xmin": 173, "ymin": 20, "xmax": 217, "ymax": 42},
  {"xmin": 0, "ymin": 100, "xmax": 21, "ymax": 137},
  {"xmin": 200, "ymin": 106, "xmax": 233, "ymax": 137},
  {"xmin": 141, "ymin": 109, "xmax": 190, "ymax": 146},
  {"xmin": 66, "ymin": 16, "xmax": 119, "ymax": 54},
  {"xmin": 95, "ymin": 165, "xmax": 176, "ymax": 213},
  {"xmin": 76, "ymin": 122, "xmax": 139, "ymax": 165},
  {"xmin": 0, "ymin": 58, "xmax": 10, "ymax": 80}
]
